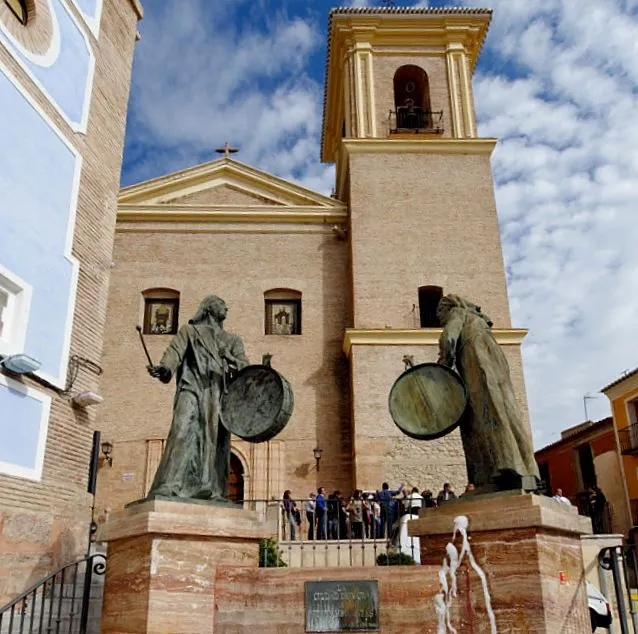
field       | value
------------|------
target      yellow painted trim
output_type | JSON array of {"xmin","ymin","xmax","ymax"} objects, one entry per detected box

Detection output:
[
  {"xmin": 366, "ymin": 51, "xmax": 376, "ymax": 137},
  {"xmin": 458, "ymin": 52, "xmax": 476, "ymax": 137},
  {"xmin": 119, "ymin": 158, "xmax": 343, "ymax": 209},
  {"xmin": 354, "ymin": 52, "xmax": 366, "ymax": 137},
  {"xmin": 322, "ymin": 11, "xmax": 491, "ymax": 163},
  {"xmin": 343, "ymin": 57, "xmax": 352, "ymax": 137},
  {"xmin": 446, "ymin": 50, "xmax": 462, "ymax": 138},
  {"xmin": 604, "ymin": 373, "xmax": 638, "ymax": 402},
  {"xmin": 342, "ymin": 328, "xmax": 528, "ymax": 357},
  {"xmin": 117, "ymin": 204, "xmax": 348, "ymax": 225},
  {"xmin": 126, "ymin": 0, "xmax": 143, "ymax": 19},
  {"xmin": 342, "ymin": 137, "xmax": 497, "ymax": 155}
]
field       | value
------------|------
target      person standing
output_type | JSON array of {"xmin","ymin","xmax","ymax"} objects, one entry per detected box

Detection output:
[
  {"xmin": 552, "ymin": 488, "xmax": 571, "ymax": 506},
  {"xmin": 281, "ymin": 490, "xmax": 297, "ymax": 541},
  {"xmin": 407, "ymin": 487, "xmax": 423, "ymax": 515},
  {"xmin": 315, "ymin": 487, "xmax": 327, "ymax": 540},
  {"xmin": 306, "ymin": 492, "xmax": 316, "ymax": 540},
  {"xmin": 348, "ymin": 490, "xmax": 364, "ymax": 540},
  {"xmin": 377, "ymin": 482, "xmax": 403, "ymax": 538},
  {"xmin": 437, "ymin": 483, "xmax": 456, "ymax": 505}
]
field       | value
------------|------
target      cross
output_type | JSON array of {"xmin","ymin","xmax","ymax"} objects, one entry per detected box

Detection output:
[{"xmin": 214, "ymin": 142, "xmax": 239, "ymax": 158}]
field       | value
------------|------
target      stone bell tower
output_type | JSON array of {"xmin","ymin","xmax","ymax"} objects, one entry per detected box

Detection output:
[{"xmin": 321, "ymin": 7, "xmax": 531, "ymax": 490}]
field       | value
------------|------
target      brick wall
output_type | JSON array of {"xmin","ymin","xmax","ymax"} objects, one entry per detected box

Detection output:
[
  {"xmin": 0, "ymin": 0, "xmax": 140, "ymax": 603},
  {"xmin": 348, "ymin": 151, "xmax": 512, "ymax": 330},
  {"xmin": 95, "ymin": 227, "xmax": 353, "ymax": 513}
]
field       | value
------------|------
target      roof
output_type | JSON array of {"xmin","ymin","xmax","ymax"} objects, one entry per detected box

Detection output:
[
  {"xmin": 320, "ymin": 6, "xmax": 493, "ymax": 163},
  {"xmin": 601, "ymin": 366, "xmax": 638, "ymax": 394},
  {"xmin": 535, "ymin": 417, "xmax": 613, "ymax": 456}
]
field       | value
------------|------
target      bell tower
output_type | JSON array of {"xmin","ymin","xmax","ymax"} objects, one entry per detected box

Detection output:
[{"xmin": 322, "ymin": 7, "xmax": 532, "ymax": 490}]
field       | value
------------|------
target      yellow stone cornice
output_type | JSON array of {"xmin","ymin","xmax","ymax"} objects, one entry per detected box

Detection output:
[
  {"xmin": 342, "ymin": 137, "xmax": 497, "ymax": 156},
  {"xmin": 119, "ymin": 157, "xmax": 343, "ymax": 209},
  {"xmin": 117, "ymin": 204, "xmax": 348, "ymax": 225},
  {"xmin": 342, "ymin": 328, "xmax": 528, "ymax": 358},
  {"xmin": 126, "ymin": 0, "xmax": 143, "ymax": 20},
  {"xmin": 321, "ymin": 8, "xmax": 492, "ymax": 162}
]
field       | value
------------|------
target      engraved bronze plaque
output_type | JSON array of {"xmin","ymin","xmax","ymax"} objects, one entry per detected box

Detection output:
[{"xmin": 305, "ymin": 581, "xmax": 379, "ymax": 632}]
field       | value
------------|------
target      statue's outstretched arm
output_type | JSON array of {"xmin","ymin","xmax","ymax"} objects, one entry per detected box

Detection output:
[
  {"xmin": 153, "ymin": 325, "xmax": 189, "ymax": 381},
  {"xmin": 227, "ymin": 337, "xmax": 249, "ymax": 370}
]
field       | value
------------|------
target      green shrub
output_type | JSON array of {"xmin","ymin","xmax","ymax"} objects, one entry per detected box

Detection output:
[
  {"xmin": 376, "ymin": 552, "xmax": 416, "ymax": 566},
  {"xmin": 259, "ymin": 537, "xmax": 287, "ymax": 567}
]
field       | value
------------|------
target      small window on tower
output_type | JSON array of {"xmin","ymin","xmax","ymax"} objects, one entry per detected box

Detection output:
[
  {"xmin": 4, "ymin": 0, "xmax": 28, "ymax": 25},
  {"xmin": 264, "ymin": 289, "xmax": 302, "ymax": 335},
  {"xmin": 418, "ymin": 285, "xmax": 443, "ymax": 327},
  {"xmin": 142, "ymin": 288, "xmax": 180, "ymax": 335}
]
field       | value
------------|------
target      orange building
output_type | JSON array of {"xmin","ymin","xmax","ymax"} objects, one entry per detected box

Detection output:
[
  {"xmin": 534, "ymin": 418, "xmax": 628, "ymax": 534},
  {"xmin": 603, "ymin": 368, "xmax": 638, "ymax": 531}
]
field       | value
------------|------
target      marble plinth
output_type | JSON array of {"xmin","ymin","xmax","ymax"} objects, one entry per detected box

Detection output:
[
  {"xmin": 408, "ymin": 492, "xmax": 593, "ymax": 633},
  {"xmin": 97, "ymin": 499, "xmax": 269, "ymax": 634}
]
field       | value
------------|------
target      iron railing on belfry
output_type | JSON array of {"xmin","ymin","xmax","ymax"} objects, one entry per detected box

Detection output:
[
  {"xmin": 0, "ymin": 553, "xmax": 106, "ymax": 634},
  {"xmin": 243, "ymin": 497, "xmax": 425, "ymax": 568},
  {"xmin": 388, "ymin": 107, "xmax": 444, "ymax": 134}
]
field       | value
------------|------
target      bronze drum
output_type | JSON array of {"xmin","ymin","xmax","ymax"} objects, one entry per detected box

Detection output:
[
  {"xmin": 388, "ymin": 363, "xmax": 467, "ymax": 440},
  {"xmin": 221, "ymin": 364, "xmax": 294, "ymax": 443}
]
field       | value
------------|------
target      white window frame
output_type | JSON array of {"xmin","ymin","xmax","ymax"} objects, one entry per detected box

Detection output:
[
  {"xmin": 0, "ymin": 373, "xmax": 51, "ymax": 480},
  {"xmin": 0, "ymin": 263, "xmax": 32, "ymax": 357}
]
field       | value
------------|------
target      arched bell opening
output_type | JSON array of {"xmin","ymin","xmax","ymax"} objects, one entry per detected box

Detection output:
[{"xmin": 393, "ymin": 65, "xmax": 433, "ymax": 132}]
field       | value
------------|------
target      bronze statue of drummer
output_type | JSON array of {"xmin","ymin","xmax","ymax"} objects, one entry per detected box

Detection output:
[
  {"xmin": 146, "ymin": 295, "xmax": 249, "ymax": 501},
  {"xmin": 145, "ymin": 294, "xmax": 293, "ymax": 503}
]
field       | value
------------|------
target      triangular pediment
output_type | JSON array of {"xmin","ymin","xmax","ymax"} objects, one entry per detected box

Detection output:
[{"xmin": 119, "ymin": 158, "xmax": 341, "ymax": 209}]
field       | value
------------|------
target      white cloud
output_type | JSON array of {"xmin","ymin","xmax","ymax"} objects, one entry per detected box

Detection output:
[
  {"xmin": 123, "ymin": 0, "xmax": 324, "ymax": 188},
  {"xmin": 463, "ymin": 0, "xmax": 638, "ymax": 446}
]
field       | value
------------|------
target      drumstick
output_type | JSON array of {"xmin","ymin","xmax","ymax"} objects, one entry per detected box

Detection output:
[{"xmin": 135, "ymin": 325, "xmax": 154, "ymax": 367}]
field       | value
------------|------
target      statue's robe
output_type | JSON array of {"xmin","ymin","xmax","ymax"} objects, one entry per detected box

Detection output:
[
  {"xmin": 439, "ymin": 307, "xmax": 540, "ymax": 489},
  {"xmin": 149, "ymin": 323, "xmax": 248, "ymax": 500}
]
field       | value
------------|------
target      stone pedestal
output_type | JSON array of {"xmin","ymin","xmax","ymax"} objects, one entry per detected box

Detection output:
[
  {"xmin": 408, "ymin": 492, "xmax": 593, "ymax": 633},
  {"xmin": 97, "ymin": 499, "xmax": 269, "ymax": 634}
]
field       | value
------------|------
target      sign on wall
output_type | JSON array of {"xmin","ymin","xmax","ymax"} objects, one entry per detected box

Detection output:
[{"xmin": 305, "ymin": 581, "xmax": 379, "ymax": 632}]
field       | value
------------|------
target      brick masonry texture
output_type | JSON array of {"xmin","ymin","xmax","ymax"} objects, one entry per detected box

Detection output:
[
  {"xmin": 0, "ymin": 0, "xmax": 140, "ymax": 603},
  {"xmin": 348, "ymin": 151, "xmax": 512, "ymax": 329},
  {"xmin": 95, "ymin": 226, "xmax": 353, "ymax": 513}
]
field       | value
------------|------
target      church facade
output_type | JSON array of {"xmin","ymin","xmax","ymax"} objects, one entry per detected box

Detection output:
[
  {"xmin": 0, "ymin": 0, "xmax": 142, "ymax": 602},
  {"xmin": 95, "ymin": 7, "xmax": 531, "ymax": 517}
]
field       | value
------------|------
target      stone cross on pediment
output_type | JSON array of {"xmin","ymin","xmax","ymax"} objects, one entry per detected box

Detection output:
[{"xmin": 215, "ymin": 142, "xmax": 239, "ymax": 158}]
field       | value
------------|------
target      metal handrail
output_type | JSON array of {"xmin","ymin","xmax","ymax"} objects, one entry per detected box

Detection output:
[{"xmin": 0, "ymin": 552, "xmax": 106, "ymax": 634}]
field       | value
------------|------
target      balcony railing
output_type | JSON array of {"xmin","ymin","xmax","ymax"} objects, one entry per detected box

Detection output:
[
  {"xmin": 388, "ymin": 107, "xmax": 444, "ymax": 134},
  {"xmin": 618, "ymin": 424, "xmax": 638, "ymax": 454}
]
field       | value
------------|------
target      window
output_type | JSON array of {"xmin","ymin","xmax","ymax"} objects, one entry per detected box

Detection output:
[
  {"xmin": 418, "ymin": 285, "xmax": 443, "ymax": 327},
  {"xmin": 0, "ymin": 265, "xmax": 32, "ymax": 357},
  {"xmin": 142, "ymin": 288, "xmax": 179, "ymax": 335},
  {"xmin": 4, "ymin": 0, "xmax": 28, "ymax": 25},
  {"xmin": 393, "ymin": 65, "xmax": 432, "ymax": 131},
  {"xmin": 264, "ymin": 289, "xmax": 301, "ymax": 335}
]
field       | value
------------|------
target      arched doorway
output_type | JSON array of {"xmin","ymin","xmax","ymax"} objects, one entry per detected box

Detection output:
[{"xmin": 228, "ymin": 452, "xmax": 245, "ymax": 503}]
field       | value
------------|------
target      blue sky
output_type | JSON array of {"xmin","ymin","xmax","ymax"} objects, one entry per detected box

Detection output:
[{"xmin": 121, "ymin": 0, "xmax": 638, "ymax": 448}]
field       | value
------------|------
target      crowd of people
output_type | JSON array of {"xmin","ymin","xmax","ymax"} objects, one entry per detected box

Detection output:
[{"xmin": 281, "ymin": 481, "xmax": 473, "ymax": 541}]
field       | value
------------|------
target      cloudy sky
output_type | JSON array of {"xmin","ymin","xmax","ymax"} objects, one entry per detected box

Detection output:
[{"xmin": 121, "ymin": 0, "xmax": 638, "ymax": 449}]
